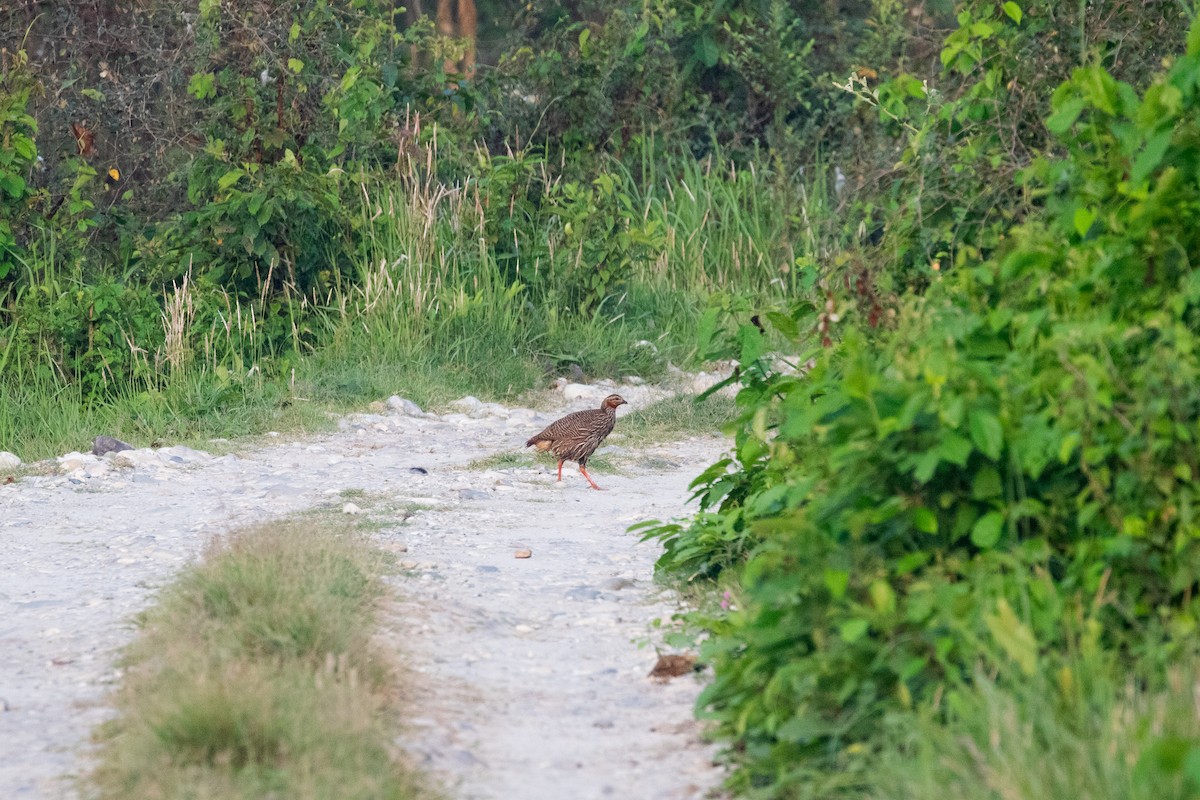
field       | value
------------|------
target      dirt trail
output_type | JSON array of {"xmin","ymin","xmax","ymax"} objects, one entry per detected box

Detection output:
[{"xmin": 0, "ymin": 381, "xmax": 726, "ymax": 799}]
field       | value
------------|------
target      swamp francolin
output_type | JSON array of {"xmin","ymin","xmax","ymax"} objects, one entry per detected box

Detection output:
[{"xmin": 525, "ymin": 394, "xmax": 627, "ymax": 490}]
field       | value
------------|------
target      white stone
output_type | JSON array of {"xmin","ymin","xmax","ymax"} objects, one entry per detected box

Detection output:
[
  {"xmin": 561, "ymin": 383, "xmax": 601, "ymax": 402},
  {"xmin": 386, "ymin": 395, "xmax": 424, "ymax": 416},
  {"xmin": 0, "ymin": 451, "xmax": 20, "ymax": 470},
  {"xmin": 112, "ymin": 449, "xmax": 160, "ymax": 468},
  {"xmin": 57, "ymin": 452, "xmax": 98, "ymax": 474},
  {"xmin": 342, "ymin": 502, "xmax": 363, "ymax": 515},
  {"xmin": 83, "ymin": 462, "xmax": 110, "ymax": 479},
  {"xmin": 451, "ymin": 395, "xmax": 484, "ymax": 414}
]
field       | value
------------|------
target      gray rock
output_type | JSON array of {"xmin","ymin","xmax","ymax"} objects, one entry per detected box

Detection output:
[
  {"xmin": 476, "ymin": 565, "xmax": 500, "ymax": 573},
  {"xmin": 409, "ymin": 466, "xmax": 429, "ymax": 475},
  {"xmin": 0, "ymin": 451, "xmax": 21, "ymax": 470},
  {"xmin": 458, "ymin": 489, "xmax": 490, "ymax": 501},
  {"xmin": 92, "ymin": 436, "xmax": 134, "ymax": 456},
  {"xmin": 387, "ymin": 395, "xmax": 424, "ymax": 416}
]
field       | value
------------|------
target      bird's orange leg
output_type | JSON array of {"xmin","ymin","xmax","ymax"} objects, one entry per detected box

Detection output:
[
  {"xmin": 579, "ymin": 465, "xmax": 604, "ymax": 491},
  {"xmin": 556, "ymin": 460, "xmax": 564, "ymax": 482}
]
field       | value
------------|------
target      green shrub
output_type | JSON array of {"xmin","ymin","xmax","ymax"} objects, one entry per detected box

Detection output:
[{"xmin": 645, "ymin": 18, "xmax": 1200, "ymax": 796}]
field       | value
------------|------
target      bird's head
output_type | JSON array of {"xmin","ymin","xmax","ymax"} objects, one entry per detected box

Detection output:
[{"xmin": 602, "ymin": 394, "xmax": 628, "ymax": 410}]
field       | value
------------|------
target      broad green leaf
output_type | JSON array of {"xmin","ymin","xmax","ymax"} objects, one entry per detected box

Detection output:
[
  {"xmin": 985, "ymin": 598, "xmax": 1038, "ymax": 675},
  {"xmin": 912, "ymin": 506, "xmax": 938, "ymax": 534},
  {"xmin": 775, "ymin": 714, "xmax": 832, "ymax": 744},
  {"xmin": 969, "ymin": 409, "xmax": 1004, "ymax": 460},
  {"xmin": 914, "ymin": 449, "xmax": 940, "ymax": 483},
  {"xmin": 695, "ymin": 32, "xmax": 720, "ymax": 68},
  {"xmin": 971, "ymin": 511, "xmax": 1004, "ymax": 548},
  {"xmin": 839, "ymin": 618, "xmax": 869, "ymax": 643},
  {"xmin": 287, "ymin": 58, "xmax": 305, "ymax": 74},
  {"xmin": 187, "ymin": 72, "xmax": 216, "ymax": 100},
  {"xmin": 0, "ymin": 173, "xmax": 25, "ymax": 199},
  {"xmin": 1131, "ymin": 128, "xmax": 1173, "ymax": 184},
  {"xmin": 217, "ymin": 169, "xmax": 246, "ymax": 190},
  {"xmin": 971, "ymin": 466, "xmax": 1002, "ymax": 499},
  {"xmin": 1073, "ymin": 207, "xmax": 1095, "ymax": 237},
  {"xmin": 1003, "ymin": 2, "xmax": 1023, "ymax": 24},
  {"xmin": 823, "ymin": 569, "xmax": 849, "ymax": 600},
  {"xmin": 869, "ymin": 579, "xmax": 896, "ymax": 614},
  {"xmin": 1045, "ymin": 97, "xmax": 1085, "ymax": 134},
  {"xmin": 938, "ymin": 432, "xmax": 973, "ymax": 466}
]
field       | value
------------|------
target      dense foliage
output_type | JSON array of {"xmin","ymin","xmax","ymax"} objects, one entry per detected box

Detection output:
[
  {"xmin": 644, "ymin": 10, "xmax": 1200, "ymax": 797},
  {"xmin": 5, "ymin": 2, "xmax": 1200, "ymax": 794}
]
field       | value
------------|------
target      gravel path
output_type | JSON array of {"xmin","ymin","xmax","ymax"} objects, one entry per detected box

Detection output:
[{"xmin": 0, "ymin": 380, "xmax": 726, "ymax": 799}]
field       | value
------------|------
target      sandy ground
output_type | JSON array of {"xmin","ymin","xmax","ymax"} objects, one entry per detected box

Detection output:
[{"xmin": 0, "ymin": 380, "xmax": 727, "ymax": 799}]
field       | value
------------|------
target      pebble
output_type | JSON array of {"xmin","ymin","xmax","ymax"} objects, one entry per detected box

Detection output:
[
  {"xmin": 514, "ymin": 549, "xmax": 532, "ymax": 559},
  {"xmin": 0, "ymin": 451, "xmax": 20, "ymax": 470},
  {"xmin": 459, "ymin": 489, "xmax": 490, "ymax": 501},
  {"xmin": 387, "ymin": 396, "xmax": 424, "ymax": 416},
  {"xmin": 342, "ymin": 502, "xmax": 363, "ymax": 515}
]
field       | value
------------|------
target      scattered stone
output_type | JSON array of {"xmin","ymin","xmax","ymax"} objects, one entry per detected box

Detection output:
[
  {"xmin": 57, "ymin": 452, "xmax": 97, "ymax": 474},
  {"xmin": 0, "ymin": 451, "xmax": 20, "ymax": 470},
  {"xmin": 514, "ymin": 549, "xmax": 532, "ymax": 559},
  {"xmin": 567, "ymin": 363, "xmax": 586, "ymax": 382},
  {"xmin": 459, "ymin": 488, "xmax": 490, "ymax": 501},
  {"xmin": 409, "ymin": 466, "xmax": 429, "ymax": 475},
  {"xmin": 622, "ymin": 376, "xmax": 645, "ymax": 386},
  {"xmin": 648, "ymin": 653, "xmax": 698, "ymax": 680},
  {"xmin": 593, "ymin": 719, "xmax": 615, "ymax": 729},
  {"xmin": 387, "ymin": 395, "xmax": 424, "ymax": 416},
  {"xmin": 476, "ymin": 565, "xmax": 500, "ymax": 573},
  {"xmin": 92, "ymin": 435, "xmax": 134, "ymax": 457},
  {"xmin": 342, "ymin": 502, "xmax": 363, "ymax": 515}
]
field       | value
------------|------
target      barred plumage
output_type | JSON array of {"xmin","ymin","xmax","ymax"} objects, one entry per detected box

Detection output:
[{"xmin": 525, "ymin": 394, "xmax": 627, "ymax": 490}]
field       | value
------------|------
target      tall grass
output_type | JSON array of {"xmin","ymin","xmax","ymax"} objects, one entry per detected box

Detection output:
[
  {"xmin": 0, "ymin": 127, "xmax": 832, "ymax": 459},
  {"xmin": 873, "ymin": 660, "xmax": 1200, "ymax": 800}
]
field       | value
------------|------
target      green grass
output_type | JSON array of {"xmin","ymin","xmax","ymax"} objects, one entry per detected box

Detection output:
[
  {"xmin": 872, "ymin": 660, "xmax": 1200, "ymax": 800},
  {"xmin": 612, "ymin": 393, "xmax": 738, "ymax": 443},
  {"xmin": 89, "ymin": 517, "xmax": 432, "ymax": 800}
]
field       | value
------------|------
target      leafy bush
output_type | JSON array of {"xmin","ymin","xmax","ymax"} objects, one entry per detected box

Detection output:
[{"xmin": 645, "ymin": 17, "xmax": 1200, "ymax": 796}]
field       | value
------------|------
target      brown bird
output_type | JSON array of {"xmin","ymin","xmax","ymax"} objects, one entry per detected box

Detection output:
[{"xmin": 525, "ymin": 394, "xmax": 627, "ymax": 490}]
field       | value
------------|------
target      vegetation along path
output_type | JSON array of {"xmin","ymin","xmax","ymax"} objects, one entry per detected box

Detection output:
[{"xmin": 0, "ymin": 378, "xmax": 727, "ymax": 799}]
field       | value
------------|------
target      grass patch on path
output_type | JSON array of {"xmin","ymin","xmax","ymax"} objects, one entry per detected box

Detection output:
[
  {"xmin": 89, "ymin": 517, "xmax": 432, "ymax": 800},
  {"xmin": 613, "ymin": 393, "xmax": 737, "ymax": 443}
]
